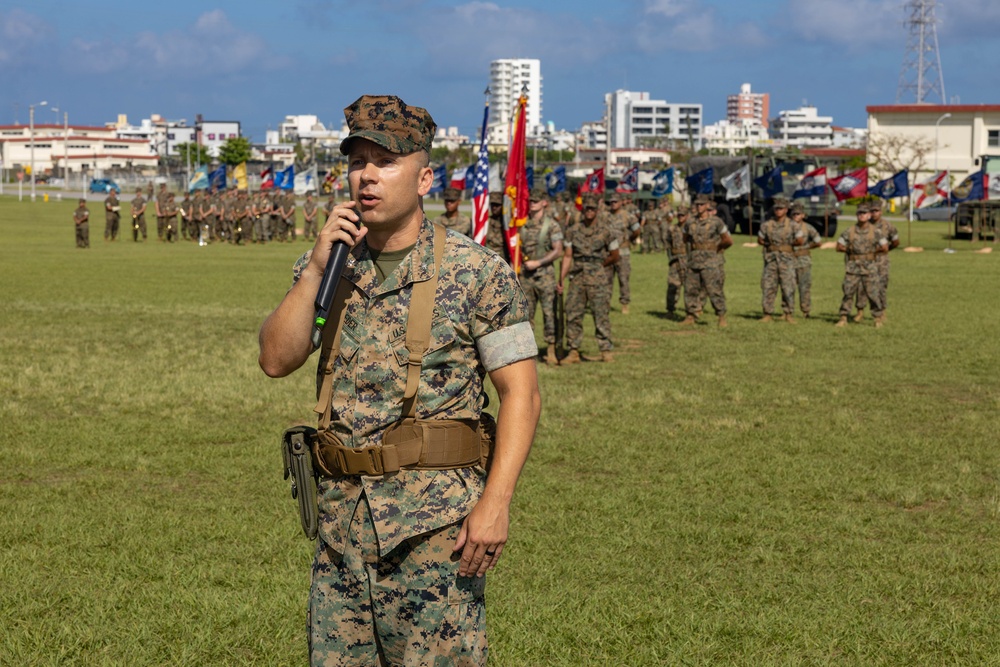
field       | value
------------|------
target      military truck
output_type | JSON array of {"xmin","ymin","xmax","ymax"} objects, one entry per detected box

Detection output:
[
  {"xmin": 952, "ymin": 155, "xmax": 1000, "ymax": 240},
  {"xmin": 687, "ymin": 153, "xmax": 841, "ymax": 237}
]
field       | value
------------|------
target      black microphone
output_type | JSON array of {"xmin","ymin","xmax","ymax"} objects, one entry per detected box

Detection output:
[{"xmin": 310, "ymin": 215, "xmax": 358, "ymax": 349}]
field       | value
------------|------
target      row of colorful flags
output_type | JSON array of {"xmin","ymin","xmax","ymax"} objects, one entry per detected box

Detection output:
[
  {"xmin": 684, "ymin": 164, "xmax": 997, "ymax": 208},
  {"xmin": 186, "ymin": 163, "xmax": 329, "ymax": 194}
]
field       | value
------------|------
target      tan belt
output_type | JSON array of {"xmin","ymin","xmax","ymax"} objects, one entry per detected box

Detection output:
[
  {"xmin": 849, "ymin": 253, "xmax": 875, "ymax": 261},
  {"xmin": 766, "ymin": 244, "xmax": 794, "ymax": 253},
  {"xmin": 691, "ymin": 242, "xmax": 717, "ymax": 251},
  {"xmin": 312, "ymin": 417, "xmax": 489, "ymax": 476},
  {"xmin": 794, "ymin": 249, "xmax": 810, "ymax": 257}
]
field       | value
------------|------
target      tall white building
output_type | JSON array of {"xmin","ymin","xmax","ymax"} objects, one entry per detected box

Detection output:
[
  {"xmin": 606, "ymin": 90, "xmax": 702, "ymax": 149},
  {"xmin": 487, "ymin": 59, "xmax": 543, "ymax": 146},
  {"xmin": 770, "ymin": 106, "xmax": 834, "ymax": 147}
]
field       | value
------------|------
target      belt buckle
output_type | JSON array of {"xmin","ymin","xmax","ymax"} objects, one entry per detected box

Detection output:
[{"xmin": 337, "ymin": 446, "xmax": 384, "ymax": 476}]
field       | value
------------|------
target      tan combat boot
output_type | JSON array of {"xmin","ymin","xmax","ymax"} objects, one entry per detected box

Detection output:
[
  {"xmin": 680, "ymin": 315, "xmax": 697, "ymax": 325},
  {"xmin": 853, "ymin": 309, "xmax": 865, "ymax": 323},
  {"xmin": 835, "ymin": 316, "xmax": 848, "ymax": 327},
  {"xmin": 621, "ymin": 304, "xmax": 630, "ymax": 315},
  {"xmin": 783, "ymin": 314, "xmax": 796, "ymax": 324},
  {"xmin": 760, "ymin": 314, "xmax": 773, "ymax": 323},
  {"xmin": 562, "ymin": 349, "xmax": 581, "ymax": 365},
  {"xmin": 802, "ymin": 311, "xmax": 811, "ymax": 319},
  {"xmin": 545, "ymin": 347, "xmax": 559, "ymax": 366},
  {"xmin": 718, "ymin": 314, "xmax": 728, "ymax": 328},
  {"xmin": 874, "ymin": 315, "xmax": 885, "ymax": 329},
  {"xmin": 600, "ymin": 351, "xmax": 614, "ymax": 363}
]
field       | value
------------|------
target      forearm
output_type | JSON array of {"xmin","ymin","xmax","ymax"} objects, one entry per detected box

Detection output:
[
  {"xmin": 483, "ymin": 367, "xmax": 540, "ymax": 503},
  {"xmin": 258, "ymin": 272, "xmax": 322, "ymax": 377}
]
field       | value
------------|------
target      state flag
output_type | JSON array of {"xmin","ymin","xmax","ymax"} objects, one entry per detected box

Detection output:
[
  {"xmin": 616, "ymin": 166, "xmax": 639, "ymax": 193},
  {"xmin": 754, "ymin": 165, "xmax": 784, "ymax": 199},
  {"xmin": 429, "ymin": 165, "xmax": 447, "ymax": 194},
  {"xmin": 793, "ymin": 167, "xmax": 827, "ymax": 199},
  {"xmin": 652, "ymin": 167, "xmax": 674, "ymax": 198},
  {"xmin": 828, "ymin": 167, "xmax": 868, "ymax": 201},
  {"xmin": 721, "ymin": 165, "xmax": 750, "ymax": 200},
  {"xmin": 950, "ymin": 171, "xmax": 985, "ymax": 203},
  {"xmin": 686, "ymin": 167, "xmax": 713, "ymax": 196},
  {"xmin": 913, "ymin": 171, "xmax": 949, "ymax": 208},
  {"xmin": 869, "ymin": 170, "xmax": 909, "ymax": 199}
]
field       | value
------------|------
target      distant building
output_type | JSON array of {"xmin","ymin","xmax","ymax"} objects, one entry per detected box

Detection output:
[
  {"xmin": 702, "ymin": 119, "xmax": 773, "ymax": 154},
  {"xmin": 487, "ymin": 58, "xmax": 543, "ymax": 146},
  {"xmin": 195, "ymin": 116, "xmax": 241, "ymax": 158},
  {"xmin": 0, "ymin": 123, "xmax": 156, "ymax": 177},
  {"xmin": 727, "ymin": 83, "xmax": 770, "ymax": 129},
  {"xmin": 111, "ymin": 114, "xmax": 193, "ymax": 157},
  {"xmin": 606, "ymin": 90, "xmax": 702, "ymax": 149},
  {"xmin": 278, "ymin": 114, "xmax": 343, "ymax": 146},
  {"xmin": 432, "ymin": 126, "xmax": 470, "ymax": 151},
  {"xmin": 770, "ymin": 106, "xmax": 833, "ymax": 148},
  {"xmin": 867, "ymin": 104, "xmax": 1000, "ymax": 184},
  {"xmin": 832, "ymin": 126, "xmax": 867, "ymax": 149},
  {"xmin": 578, "ymin": 121, "xmax": 608, "ymax": 151}
]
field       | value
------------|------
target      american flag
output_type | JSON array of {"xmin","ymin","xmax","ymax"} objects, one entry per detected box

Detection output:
[{"xmin": 472, "ymin": 102, "xmax": 491, "ymax": 245}]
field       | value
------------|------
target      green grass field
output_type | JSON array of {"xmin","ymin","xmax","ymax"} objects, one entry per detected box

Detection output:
[{"xmin": 2, "ymin": 197, "xmax": 999, "ymax": 666}]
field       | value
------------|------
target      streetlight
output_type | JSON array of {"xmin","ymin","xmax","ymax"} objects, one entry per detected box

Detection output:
[
  {"xmin": 30, "ymin": 100, "xmax": 48, "ymax": 201},
  {"xmin": 934, "ymin": 112, "xmax": 951, "ymax": 174},
  {"xmin": 50, "ymin": 106, "xmax": 60, "ymax": 180}
]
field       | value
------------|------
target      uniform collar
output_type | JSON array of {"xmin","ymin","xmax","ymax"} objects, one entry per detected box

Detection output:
[{"xmin": 342, "ymin": 216, "xmax": 437, "ymax": 296}]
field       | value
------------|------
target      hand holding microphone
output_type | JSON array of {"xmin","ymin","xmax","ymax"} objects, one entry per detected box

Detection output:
[{"xmin": 310, "ymin": 201, "xmax": 367, "ymax": 349}]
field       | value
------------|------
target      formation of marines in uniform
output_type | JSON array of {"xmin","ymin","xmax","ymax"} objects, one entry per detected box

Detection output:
[
  {"xmin": 92, "ymin": 183, "xmax": 335, "ymax": 246},
  {"xmin": 79, "ymin": 175, "xmax": 901, "ymax": 339}
]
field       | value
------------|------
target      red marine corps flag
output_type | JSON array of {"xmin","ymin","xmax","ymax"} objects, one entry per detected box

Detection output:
[
  {"xmin": 503, "ymin": 93, "xmax": 530, "ymax": 273},
  {"xmin": 828, "ymin": 167, "xmax": 869, "ymax": 201}
]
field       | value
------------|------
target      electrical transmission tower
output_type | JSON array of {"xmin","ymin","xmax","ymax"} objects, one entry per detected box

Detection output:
[{"xmin": 896, "ymin": 0, "xmax": 946, "ymax": 104}]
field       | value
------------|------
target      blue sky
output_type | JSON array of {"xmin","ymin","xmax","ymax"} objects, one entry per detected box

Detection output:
[{"xmin": 3, "ymin": 0, "xmax": 998, "ymax": 141}]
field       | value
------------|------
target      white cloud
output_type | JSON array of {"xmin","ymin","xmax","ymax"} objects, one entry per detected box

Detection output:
[
  {"xmin": 65, "ymin": 10, "xmax": 287, "ymax": 76},
  {"xmin": 784, "ymin": 0, "xmax": 898, "ymax": 46},
  {"xmin": 0, "ymin": 9, "xmax": 54, "ymax": 65},
  {"xmin": 643, "ymin": 0, "xmax": 691, "ymax": 18}
]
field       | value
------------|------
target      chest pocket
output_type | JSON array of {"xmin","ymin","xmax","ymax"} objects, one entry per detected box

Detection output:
[{"xmin": 390, "ymin": 314, "xmax": 458, "ymax": 369}]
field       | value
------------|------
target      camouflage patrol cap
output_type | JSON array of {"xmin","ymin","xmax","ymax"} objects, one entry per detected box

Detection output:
[
  {"xmin": 443, "ymin": 187, "xmax": 461, "ymax": 201},
  {"xmin": 789, "ymin": 201, "xmax": 806, "ymax": 215},
  {"xmin": 489, "ymin": 192, "xmax": 503, "ymax": 205},
  {"xmin": 772, "ymin": 196, "xmax": 791, "ymax": 208},
  {"xmin": 693, "ymin": 193, "xmax": 712, "ymax": 204},
  {"xmin": 677, "ymin": 205, "xmax": 690, "ymax": 216},
  {"xmin": 856, "ymin": 201, "xmax": 872, "ymax": 213},
  {"xmin": 581, "ymin": 192, "xmax": 601, "ymax": 208},
  {"xmin": 867, "ymin": 198, "xmax": 883, "ymax": 210},
  {"xmin": 340, "ymin": 94, "xmax": 436, "ymax": 155},
  {"xmin": 605, "ymin": 192, "xmax": 621, "ymax": 203},
  {"xmin": 529, "ymin": 185, "xmax": 549, "ymax": 201}
]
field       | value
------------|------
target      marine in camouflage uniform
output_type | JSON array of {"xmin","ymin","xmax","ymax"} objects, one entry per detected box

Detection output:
[
  {"xmin": 271, "ymin": 191, "xmax": 287, "ymax": 241},
  {"xmin": 73, "ymin": 198, "xmax": 90, "ymax": 248},
  {"xmin": 791, "ymin": 201, "xmax": 822, "ymax": 318},
  {"xmin": 283, "ymin": 191, "xmax": 297, "ymax": 241},
  {"xmin": 681, "ymin": 194, "xmax": 733, "ymax": 327},
  {"xmin": 519, "ymin": 187, "xmax": 564, "ymax": 365},
  {"xmin": 155, "ymin": 184, "xmax": 169, "ymax": 241},
  {"xmin": 855, "ymin": 199, "xmax": 899, "ymax": 321},
  {"xmin": 603, "ymin": 192, "xmax": 640, "ymax": 314},
  {"xmin": 197, "ymin": 191, "xmax": 213, "ymax": 244},
  {"xmin": 302, "ymin": 192, "xmax": 319, "ymax": 241},
  {"xmin": 259, "ymin": 95, "xmax": 540, "ymax": 667},
  {"xmin": 104, "ymin": 190, "xmax": 121, "ymax": 241},
  {"xmin": 835, "ymin": 202, "xmax": 889, "ymax": 328},
  {"xmin": 657, "ymin": 198, "xmax": 675, "ymax": 252},
  {"xmin": 180, "ymin": 192, "xmax": 195, "ymax": 241},
  {"xmin": 232, "ymin": 191, "xmax": 249, "ymax": 245},
  {"xmin": 164, "ymin": 193, "xmax": 179, "ymax": 243},
  {"xmin": 253, "ymin": 192, "xmax": 270, "ymax": 243},
  {"xmin": 130, "ymin": 188, "xmax": 147, "ymax": 242},
  {"xmin": 665, "ymin": 206, "xmax": 689, "ymax": 318},
  {"xmin": 483, "ymin": 192, "xmax": 507, "ymax": 261},
  {"xmin": 434, "ymin": 187, "xmax": 472, "ymax": 236},
  {"xmin": 560, "ymin": 192, "xmax": 620, "ymax": 363},
  {"xmin": 758, "ymin": 197, "xmax": 804, "ymax": 322},
  {"xmin": 640, "ymin": 200, "xmax": 662, "ymax": 253}
]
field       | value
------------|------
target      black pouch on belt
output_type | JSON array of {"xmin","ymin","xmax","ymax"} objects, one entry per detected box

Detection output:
[{"xmin": 281, "ymin": 425, "xmax": 319, "ymax": 540}]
